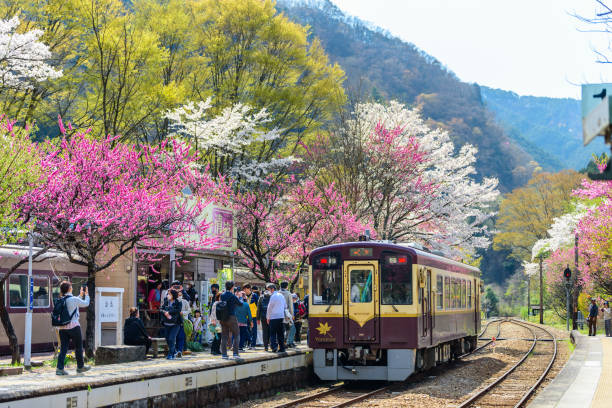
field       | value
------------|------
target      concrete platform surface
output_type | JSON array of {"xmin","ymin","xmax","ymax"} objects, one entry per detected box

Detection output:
[
  {"xmin": 0, "ymin": 345, "xmax": 311, "ymax": 405},
  {"xmin": 528, "ymin": 331, "xmax": 611, "ymax": 408}
]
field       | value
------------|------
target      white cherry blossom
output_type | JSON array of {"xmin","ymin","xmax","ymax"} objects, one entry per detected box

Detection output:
[{"xmin": 0, "ymin": 16, "xmax": 62, "ymax": 90}]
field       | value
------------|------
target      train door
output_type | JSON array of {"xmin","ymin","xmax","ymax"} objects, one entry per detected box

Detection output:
[
  {"xmin": 343, "ymin": 262, "xmax": 379, "ymax": 343},
  {"xmin": 428, "ymin": 269, "xmax": 434, "ymax": 345},
  {"xmin": 420, "ymin": 268, "xmax": 432, "ymax": 343},
  {"xmin": 474, "ymin": 278, "xmax": 480, "ymax": 330}
]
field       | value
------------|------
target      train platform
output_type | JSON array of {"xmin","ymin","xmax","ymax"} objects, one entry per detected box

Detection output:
[
  {"xmin": 0, "ymin": 345, "xmax": 313, "ymax": 408},
  {"xmin": 528, "ymin": 331, "xmax": 612, "ymax": 408}
]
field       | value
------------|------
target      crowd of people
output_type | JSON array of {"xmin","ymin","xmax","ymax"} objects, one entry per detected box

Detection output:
[{"xmin": 124, "ymin": 279, "xmax": 308, "ymax": 360}]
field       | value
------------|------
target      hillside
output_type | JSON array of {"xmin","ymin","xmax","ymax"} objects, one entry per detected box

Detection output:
[
  {"xmin": 480, "ymin": 87, "xmax": 608, "ymax": 171},
  {"xmin": 278, "ymin": 0, "xmax": 536, "ymax": 191}
]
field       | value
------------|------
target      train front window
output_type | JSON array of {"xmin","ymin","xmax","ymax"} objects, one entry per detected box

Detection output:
[
  {"xmin": 381, "ymin": 254, "xmax": 412, "ymax": 305},
  {"xmin": 312, "ymin": 269, "xmax": 341, "ymax": 305},
  {"xmin": 350, "ymin": 270, "xmax": 372, "ymax": 303}
]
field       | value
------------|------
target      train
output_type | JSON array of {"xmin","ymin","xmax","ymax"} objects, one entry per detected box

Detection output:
[
  {"xmin": 308, "ymin": 240, "xmax": 482, "ymax": 381},
  {"xmin": 0, "ymin": 245, "xmax": 88, "ymax": 354}
]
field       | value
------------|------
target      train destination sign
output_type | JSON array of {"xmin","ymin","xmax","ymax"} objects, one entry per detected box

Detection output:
[{"xmin": 349, "ymin": 247, "xmax": 373, "ymax": 257}]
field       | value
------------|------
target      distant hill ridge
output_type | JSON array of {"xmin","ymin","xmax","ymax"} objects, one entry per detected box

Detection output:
[
  {"xmin": 278, "ymin": 0, "xmax": 536, "ymax": 191},
  {"xmin": 480, "ymin": 87, "xmax": 608, "ymax": 171}
]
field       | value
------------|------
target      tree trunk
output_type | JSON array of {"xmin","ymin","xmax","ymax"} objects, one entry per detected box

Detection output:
[
  {"xmin": 0, "ymin": 281, "xmax": 20, "ymax": 364},
  {"xmin": 84, "ymin": 264, "xmax": 96, "ymax": 358}
]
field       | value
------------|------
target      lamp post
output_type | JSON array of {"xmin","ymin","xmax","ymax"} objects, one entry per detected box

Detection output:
[
  {"xmin": 564, "ymin": 266, "xmax": 572, "ymax": 331},
  {"xmin": 24, "ymin": 231, "xmax": 33, "ymax": 369}
]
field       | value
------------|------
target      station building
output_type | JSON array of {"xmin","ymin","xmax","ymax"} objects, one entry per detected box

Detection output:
[{"xmin": 0, "ymin": 203, "xmax": 236, "ymax": 354}]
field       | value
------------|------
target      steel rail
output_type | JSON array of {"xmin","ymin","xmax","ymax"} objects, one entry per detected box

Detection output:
[
  {"xmin": 271, "ymin": 383, "xmax": 345, "ymax": 408},
  {"xmin": 328, "ymin": 384, "xmax": 396, "ymax": 408},
  {"xmin": 459, "ymin": 318, "xmax": 504, "ymax": 358},
  {"xmin": 276, "ymin": 319, "xmax": 506, "ymax": 408},
  {"xmin": 510, "ymin": 319, "xmax": 557, "ymax": 408},
  {"xmin": 456, "ymin": 320, "xmax": 538, "ymax": 408}
]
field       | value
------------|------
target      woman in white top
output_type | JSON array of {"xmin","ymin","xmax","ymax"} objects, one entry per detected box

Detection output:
[{"xmin": 55, "ymin": 281, "xmax": 91, "ymax": 375}]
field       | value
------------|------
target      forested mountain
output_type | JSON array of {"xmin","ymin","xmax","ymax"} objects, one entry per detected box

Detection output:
[
  {"xmin": 481, "ymin": 87, "xmax": 608, "ymax": 171},
  {"xmin": 278, "ymin": 0, "xmax": 536, "ymax": 191}
]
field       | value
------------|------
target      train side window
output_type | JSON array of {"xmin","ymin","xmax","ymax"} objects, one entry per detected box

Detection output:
[
  {"xmin": 461, "ymin": 279, "xmax": 466, "ymax": 309},
  {"xmin": 32, "ymin": 276, "xmax": 50, "ymax": 307},
  {"xmin": 453, "ymin": 279, "xmax": 459, "ymax": 309},
  {"xmin": 468, "ymin": 281, "xmax": 472, "ymax": 308},
  {"xmin": 312, "ymin": 269, "xmax": 342, "ymax": 305},
  {"xmin": 8, "ymin": 275, "xmax": 27, "ymax": 307},
  {"xmin": 381, "ymin": 261, "xmax": 412, "ymax": 305},
  {"xmin": 444, "ymin": 277, "xmax": 450, "ymax": 309},
  {"xmin": 436, "ymin": 275, "xmax": 443, "ymax": 309}
]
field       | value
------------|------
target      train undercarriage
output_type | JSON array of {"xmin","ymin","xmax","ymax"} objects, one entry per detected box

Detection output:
[{"xmin": 314, "ymin": 336, "xmax": 478, "ymax": 381}]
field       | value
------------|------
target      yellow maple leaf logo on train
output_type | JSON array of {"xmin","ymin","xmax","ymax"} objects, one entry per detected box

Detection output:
[{"xmin": 316, "ymin": 322, "xmax": 332, "ymax": 336}]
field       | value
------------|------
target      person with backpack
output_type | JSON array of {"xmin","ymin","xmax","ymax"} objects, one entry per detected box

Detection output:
[
  {"xmin": 161, "ymin": 289, "xmax": 182, "ymax": 360},
  {"xmin": 235, "ymin": 291, "xmax": 252, "ymax": 351},
  {"xmin": 279, "ymin": 282, "xmax": 294, "ymax": 349},
  {"xmin": 208, "ymin": 293, "xmax": 222, "ymax": 355},
  {"xmin": 292, "ymin": 293, "xmax": 306, "ymax": 345},
  {"xmin": 53, "ymin": 281, "xmax": 91, "ymax": 375},
  {"xmin": 257, "ymin": 289, "xmax": 272, "ymax": 351},
  {"xmin": 243, "ymin": 284, "xmax": 259, "ymax": 349},
  {"xmin": 218, "ymin": 280, "xmax": 243, "ymax": 359}
]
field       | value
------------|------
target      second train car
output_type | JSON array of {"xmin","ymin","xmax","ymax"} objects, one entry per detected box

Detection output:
[{"xmin": 308, "ymin": 240, "xmax": 482, "ymax": 381}]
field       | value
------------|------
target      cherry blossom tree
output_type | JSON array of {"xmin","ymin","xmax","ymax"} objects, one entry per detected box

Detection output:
[
  {"xmin": 235, "ymin": 178, "xmax": 365, "ymax": 284},
  {"xmin": 17, "ymin": 126, "xmax": 225, "ymax": 356},
  {"xmin": 165, "ymin": 99, "xmax": 298, "ymax": 184},
  {"xmin": 0, "ymin": 16, "xmax": 62, "ymax": 91},
  {"xmin": 305, "ymin": 101, "xmax": 499, "ymax": 257},
  {"xmin": 572, "ymin": 178, "xmax": 612, "ymax": 296}
]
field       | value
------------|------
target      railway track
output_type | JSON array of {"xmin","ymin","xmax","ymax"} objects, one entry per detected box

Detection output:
[
  {"xmin": 273, "ymin": 320, "xmax": 504, "ymax": 408},
  {"xmin": 456, "ymin": 319, "xmax": 557, "ymax": 408}
]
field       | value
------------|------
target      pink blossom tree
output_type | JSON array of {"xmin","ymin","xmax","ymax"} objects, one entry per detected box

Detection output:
[
  {"xmin": 235, "ymin": 178, "xmax": 365, "ymax": 284},
  {"xmin": 304, "ymin": 122, "xmax": 434, "ymax": 242},
  {"xmin": 17, "ymin": 127, "xmax": 225, "ymax": 356}
]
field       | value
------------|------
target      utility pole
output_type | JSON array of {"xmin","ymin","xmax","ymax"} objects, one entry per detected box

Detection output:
[
  {"xmin": 527, "ymin": 275, "xmax": 531, "ymax": 319},
  {"xmin": 564, "ymin": 266, "xmax": 572, "ymax": 331},
  {"xmin": 572, "ymin": 234, "xmax": 579, "ymax": 330},
  {"xmin": 539, "ymin": 256, "xmax": 544, "ymax": 324}
]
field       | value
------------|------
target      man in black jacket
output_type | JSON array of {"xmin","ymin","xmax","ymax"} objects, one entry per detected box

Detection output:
[
  {"xmin": 220, "ymin": 280, "xmax": 243, "ymax": 359},
  {"xmin": 124, "ymin": 307, "xmax": 152, "ymax": 355}
]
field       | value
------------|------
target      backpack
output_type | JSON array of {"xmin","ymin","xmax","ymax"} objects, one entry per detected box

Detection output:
[
  {"xmin": 215, "ymin": 301, "xmax": 230, "ymax": 322},
  {"xmin": 260, "ymin": 296, "xmax": 270, "ymax": 317},
  {"xmin": 297, "ymin": 301, "xmax": 306, "ymax": 317},
  {"xmin": 51, "ymin": 296, "xmax": 76, "ymax": 327}
]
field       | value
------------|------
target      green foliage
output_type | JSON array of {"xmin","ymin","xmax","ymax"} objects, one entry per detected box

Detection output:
[
  {"xmin": 0, "ymin": 121, "xmax": 40, "ymax": 244},
  {"xmin": 481, "ymin": 87, "xmax": 609, "ymax": 171},
  {"xmin": 2, "ymin": 0, "xmax": 345, "ymax": 146},
  {"xmin": 493, "ymin": 170, "xmax": 584, "ymax": 261},
  {"xmin": 187, "ymin": 341, "xmax": 204, "ymax": 352},
  {"xmin": 483, "ymin": 287, "xmax": 499, "ymax": 316}
]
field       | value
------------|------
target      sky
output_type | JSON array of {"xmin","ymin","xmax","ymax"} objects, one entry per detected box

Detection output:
[{"xmin": 330, "ymin": 0, "xmax": 612, "ymax": 99}]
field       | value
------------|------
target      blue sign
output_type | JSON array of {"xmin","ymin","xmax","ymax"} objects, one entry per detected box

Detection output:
[{"xmin": 28, "ymin": 276, "xmax": 33, "ymax": 311}]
